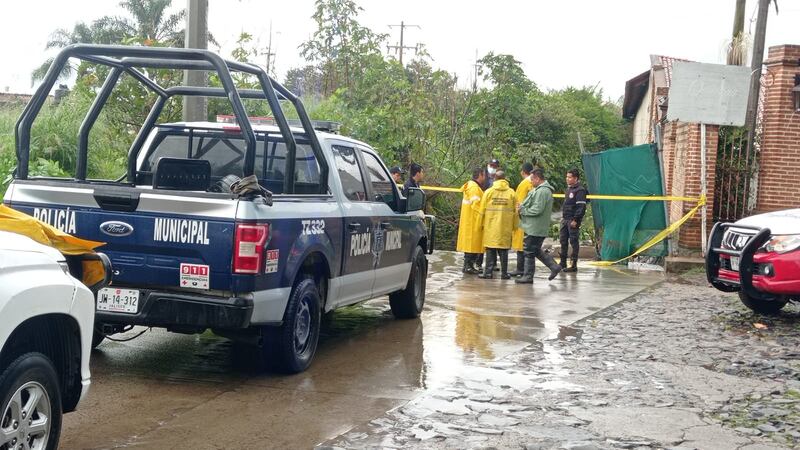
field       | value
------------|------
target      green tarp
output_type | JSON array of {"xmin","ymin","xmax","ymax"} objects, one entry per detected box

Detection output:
[{"xmin": 582, "ymin": 144, "xmax": 668, "ymax": 261}]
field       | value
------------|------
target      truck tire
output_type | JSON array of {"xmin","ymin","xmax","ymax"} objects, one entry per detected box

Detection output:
[
  {"xmin": 91, "ymin": 330, "xmax": 105, "ymax": 349},
  {"xmin": 390, "ymin": 246, "xmax": 427, "ymax": 319},
  {"xmin": 262, "ymin": 277, "xmax": 321, "ymax": 373},
  {"xmin": 739, "ymin": 291, "xmax": 788, "ymax": 315},
  {"xmin": 0, "ymin": 353, "xmax": 63, "ymax": 450}
]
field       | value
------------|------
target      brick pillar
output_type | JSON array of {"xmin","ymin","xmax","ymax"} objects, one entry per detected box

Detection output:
[
  {"xmin": 662, "ymin": 121, "xmax": 677, "ymax": 196},
  {"xmin": 671, "ymin": 123, "xmax": 718, "ymax": 251},
  {"xmin": 756, "ymin": 45, "xmax": 800, "ymax": 213}
]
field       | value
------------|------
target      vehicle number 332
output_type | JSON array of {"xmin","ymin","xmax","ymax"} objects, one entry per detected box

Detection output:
[{"xmin": 301, "ymin": 219, "xmax": 325, "ymax": 235}]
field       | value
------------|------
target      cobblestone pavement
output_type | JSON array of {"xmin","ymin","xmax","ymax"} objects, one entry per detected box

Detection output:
[{"xmin": 321, "ymin": 271, "xmax": 800, "ymax": 450}]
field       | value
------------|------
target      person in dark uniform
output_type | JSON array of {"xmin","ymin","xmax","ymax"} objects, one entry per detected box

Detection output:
[
  {"xmin": 390, "ymin": 166, "xmax": 405, "ymax": 185},
  {"xmin": 403, "ymin": 163, "xmax": 424, "ymax": 195},
  {"xmin": 559, "ymin": 168, "xmax": 588, "ymax": 272}
]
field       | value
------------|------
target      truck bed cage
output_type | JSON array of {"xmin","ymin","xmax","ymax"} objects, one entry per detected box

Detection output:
[{"xmin": 14, "ymin": 44, "xmax": 329, "ymax": 195}]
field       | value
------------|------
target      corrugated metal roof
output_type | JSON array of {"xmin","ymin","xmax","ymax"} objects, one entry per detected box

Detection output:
[
  {"xmin": 622, "ymin": 55, "xmax": 694, "ymax": 120},
  {"xmin": 650, "ymin": 55, "xmax": 692, "ymax": 88}
]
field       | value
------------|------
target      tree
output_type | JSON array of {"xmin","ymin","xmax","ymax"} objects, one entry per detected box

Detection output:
[
  {"xmin": 32, "ymin": 0, "xmax": 187, "ymax": 83},
  {"xmin": 727, "ymin": 0, "xmax": 749, "ymax": 66},
  {"xmin": 299, "ymin": 0, "xmax": 387, "ymax": 96},
  {"xmin": 284, "ymin": 65, "xmax": 325, "ymax": 100}
]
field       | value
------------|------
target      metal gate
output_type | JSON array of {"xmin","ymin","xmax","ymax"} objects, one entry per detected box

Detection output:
[{"xmin": 713, "ymin": 125, "xmax": 757, "ymax": 222}]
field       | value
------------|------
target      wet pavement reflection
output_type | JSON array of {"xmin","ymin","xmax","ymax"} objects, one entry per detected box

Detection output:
[{"xmin": 60, "ymin": 252, "xmax": 663, "ymax": 449}]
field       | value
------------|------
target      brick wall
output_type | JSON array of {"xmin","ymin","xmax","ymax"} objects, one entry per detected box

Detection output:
[
  {"xmin": 756, "ymin": 45, "xmax": 800, "ymax": 213},
  {"xmin": 677, "ymin": 123, "xmax": 719, "ymax": 249},
  {"xmin": 662, "ymin": 121, "xmax": 677, "ymax": 207},
  {"xmin": 662, "ymin": 121, "xmax": 718, "ymax": 251}
]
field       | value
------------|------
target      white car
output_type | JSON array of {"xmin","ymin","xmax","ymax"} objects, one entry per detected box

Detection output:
[{"xmin": 0, "ymin": 231, "xmax": 108, "ymax": 450}]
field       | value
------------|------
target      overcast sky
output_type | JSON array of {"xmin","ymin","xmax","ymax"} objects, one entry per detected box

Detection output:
[{"xmin": 0, "ymin": 0, "xmax": 797, "ymax": 101}]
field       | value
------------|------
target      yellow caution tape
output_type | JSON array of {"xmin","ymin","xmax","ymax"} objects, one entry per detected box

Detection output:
[
  {"xmin": 419, "ymin": 185, "xmax": 463, "ymax": 193},
  {"xmin": 589, "ymin": 194, "xmax": 706, "ymax": 266},
  {"xmin": 419, "ymin": 185, "xmax": 700, "ymax": 202},
  {"xmin": 554, "ymin": 194, "xmax": 700, "ymax": 202},
  {"xmin": 418, "ymin": 183, "xmax": 705, "ymax": 267}
]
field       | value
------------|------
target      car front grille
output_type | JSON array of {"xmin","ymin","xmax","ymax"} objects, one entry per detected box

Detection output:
[{"xmin": 721, "ymin": 230, "xmax": 754, "ymax": 251}]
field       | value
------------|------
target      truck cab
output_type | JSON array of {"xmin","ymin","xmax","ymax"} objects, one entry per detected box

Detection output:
[{"xmin": 4, "ymin": 44, "xmax": 434, "ymax": 373}]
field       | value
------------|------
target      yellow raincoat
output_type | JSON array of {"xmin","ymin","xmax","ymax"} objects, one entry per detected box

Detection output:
[
  {"xmin": 456, "ymin": 180, "xmax": 484, "ymax": 253},
  {"xmin": 478, "ymin": 179, "xmax": 518, "ymax": 249},
  {"xmin": 511, "ymin": 176, "xmax": 533, "ymax": 251}
]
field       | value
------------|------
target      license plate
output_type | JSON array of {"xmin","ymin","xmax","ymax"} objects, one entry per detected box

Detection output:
[
  {"xmin": 730, "ymin": 256, "xmax": 740, "ymax": 271},
  {"xmin": 97, "ymin": 288, "xmax": 140, "ymax": 314}
]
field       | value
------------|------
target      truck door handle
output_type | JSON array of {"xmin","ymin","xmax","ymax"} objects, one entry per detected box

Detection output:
[
  {"xmin": 348, "ymin": 222, "xmax": 361, "ymax": 232},
  {"xmin": 380, "ymin": 221, "xmax": 392, "ymax": 230}
]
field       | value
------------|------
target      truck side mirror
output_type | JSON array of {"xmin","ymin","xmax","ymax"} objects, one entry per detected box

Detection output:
[{"xmin": 405, "ymin": 187, "xmax": 425, "ymax": 212}]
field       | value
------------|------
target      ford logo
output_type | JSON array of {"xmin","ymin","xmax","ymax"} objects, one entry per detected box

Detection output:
[{"xmin": 100, "ymin": 221, "xmax": 134, "ymax": 237}]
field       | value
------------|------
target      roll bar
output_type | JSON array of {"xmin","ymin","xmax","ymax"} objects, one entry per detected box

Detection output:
[{"xmin": 15, "ymin": 44, "xmax": 328, "ymax": 195}]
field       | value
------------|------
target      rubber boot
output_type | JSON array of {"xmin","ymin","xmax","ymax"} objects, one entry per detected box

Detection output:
[
  {"xmin": 515, "ymin": 255, "xmax": 536, "ymax": 284},
  {"xmin": 500, "ymin": 250, "xmax": 511, "ymax": 279},
  {"xmin": 542, "ymin": 253, "xmax": 562, "ymax": 280},
  {"xmin": 462, "ymin": 254, "xmax": 473, "ymax": 274},
  {"xmin": 509, "ymin": 251, "xmax": 525, "ymax": 277},
  {"xmin": 563, "ymin": 259, "xmax": 578, "ymax": 273},
  {"xmin": 463, "ymin": 254, "xmax": 480, "ymax": 274},
  {"xmin": 478, "ymin": 250, "xmax": 495, "ymax": 279}
]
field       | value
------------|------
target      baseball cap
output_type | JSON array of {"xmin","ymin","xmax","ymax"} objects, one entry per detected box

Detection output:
[
  {"xmin": 389, "ymin": 166, "xmax": 405, "ymax": 174},
  {"xmin": 488, "ymin": 158, "xmax": 500, "ymax": 167}
]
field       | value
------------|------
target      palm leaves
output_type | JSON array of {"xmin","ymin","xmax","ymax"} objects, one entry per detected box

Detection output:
[{"xmin": 31, "ymin": 0, "xmax": 187, "ymax": 83}]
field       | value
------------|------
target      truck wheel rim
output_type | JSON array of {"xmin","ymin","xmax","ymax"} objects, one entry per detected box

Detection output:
[
  {"xmin": 413, "ymin": 261, "xmax": 423, "ymax": 309},
  {"xmin": 1, "ymin": 381, "xmax": 51, "ymax": 450},
  {"xmin": 294, "ymin": 296, "xmax": 312, "ymax": 354}
]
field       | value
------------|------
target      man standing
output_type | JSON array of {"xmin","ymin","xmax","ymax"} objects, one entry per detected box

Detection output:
[
  {"xmin": 510, "ymin": 162, "xmax": 534, "ymax": 276},
  {"xmin": 390, "ymin": 166, "xmax": 405, "ymax": 185},
  {"xmin": 516, "ymin": 169, "xmax": 562, "ymax": 284},
  {"xmin": 483, "ymin": 158, "xmax": 500, "ymax": 190},
  {"xmin": 477, "ymin": 170, "xmax": 517, "ymax": 280},
  {"xmin": 404, "ymin": 163, "xmax": 424, "ymax": 195},
  {"xmin": 456, "ymin": 168, "xmax": 486, "ymax": 274},
  {"xmin": 560, "ymin": 167, "xmax": 588, "ymax": 273}
]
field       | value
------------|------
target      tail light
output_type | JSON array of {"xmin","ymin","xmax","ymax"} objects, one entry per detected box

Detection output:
[{"xmin": 233, "ymin": 223, "xmax": 270, "ymax": 274}]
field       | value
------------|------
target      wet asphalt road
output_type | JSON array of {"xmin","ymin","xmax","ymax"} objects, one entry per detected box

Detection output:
[{"xmin": 60, "ymin": 251, "xmax": 664, "ymax": 449}]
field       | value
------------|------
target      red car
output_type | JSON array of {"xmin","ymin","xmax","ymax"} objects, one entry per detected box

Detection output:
[{"xmin": 707, "ymin": 209, "xmax": 800, "ymax": 314}]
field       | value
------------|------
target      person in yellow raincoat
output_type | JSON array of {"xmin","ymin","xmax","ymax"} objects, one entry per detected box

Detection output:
[
  {"xmin": 456, "ymin": 168, "xmax": 486, "ymax": 274},
  {"xmin": 477, "ymin": 171, "xmax": 518, "ymax": 279},
  {"xmin": 510, "ymin": 162, "xmax": 534, "ymax": 276}
]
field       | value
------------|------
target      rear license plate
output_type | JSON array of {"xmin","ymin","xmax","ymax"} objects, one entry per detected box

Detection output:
[
  {"xmin": 730, "ymin": 256, "xmax": 740, "ymax": 271},
  {"xmin": 97, "ymin": 288, "xmax": 140, "ymax": 314}
]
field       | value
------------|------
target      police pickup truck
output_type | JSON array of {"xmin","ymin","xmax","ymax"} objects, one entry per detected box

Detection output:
[{"xmin": 4, "ymin": 45, "xmax": 433, "ymax": 373}]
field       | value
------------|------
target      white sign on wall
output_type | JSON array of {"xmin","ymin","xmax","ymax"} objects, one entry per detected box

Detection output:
[{"xmin": 669, "ymin": 61, "xmax": 750, "ymax": 126}]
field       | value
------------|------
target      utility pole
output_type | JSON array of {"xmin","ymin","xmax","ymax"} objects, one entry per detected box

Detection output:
[
  {"xmin": 183, "ymin": 0, "xmax": 208, "ymax": 122},
  {"xmin": 387, "ymin": 21, "xmax": 420, "ymax": 66},
  {"xmin": 472, "ymin": 49, "xmax": 479, "ymax": 92},
  {"xmin": 265, "ymin": 21, "xmax": 277, "ymax": 77},
  {"xmin": 744, "ymin": 0, "xmax": 770, "ymax": 154}
]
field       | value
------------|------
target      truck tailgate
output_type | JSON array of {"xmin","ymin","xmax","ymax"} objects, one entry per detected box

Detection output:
[{"xmin": 5, "ymin": 182, "xmax": 237, "ymax": 291}]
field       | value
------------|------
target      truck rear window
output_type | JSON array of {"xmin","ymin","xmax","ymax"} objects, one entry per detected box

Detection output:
[{"xmin": 141, "ymin": 130, "xmax": 321, "ymax": 194}]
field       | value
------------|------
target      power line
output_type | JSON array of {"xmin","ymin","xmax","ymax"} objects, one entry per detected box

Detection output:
[{"xmin": 387, "ymin": 21, "xmax": 420, "ymax": 66}]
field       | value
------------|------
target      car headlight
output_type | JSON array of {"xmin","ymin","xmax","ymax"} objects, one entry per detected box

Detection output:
[{"xmin": 762, "ymin": 234, "xmax": 800, "ymax": 254}]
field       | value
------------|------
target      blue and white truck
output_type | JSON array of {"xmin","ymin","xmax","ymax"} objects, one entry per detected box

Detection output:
[{"xmin": 4, "ymin": 45, "xmax": 434, "ymax": 373}]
